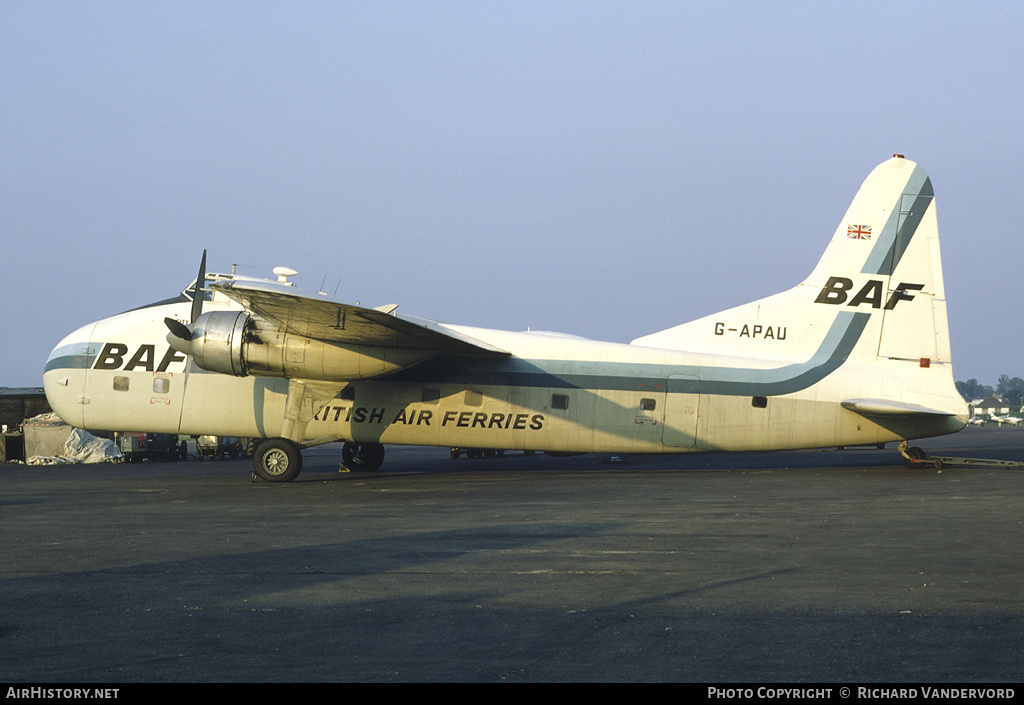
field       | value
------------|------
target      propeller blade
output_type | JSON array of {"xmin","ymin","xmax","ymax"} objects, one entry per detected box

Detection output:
[
  {"xmin": 165, "ymin": 251, "xmax": 206, "ymax": 357},
  {"xmin": 190, "ymin": 250, "xmax": 207, "ymax": 323},
  {"xmin": 164, "ymin": 317, "xmax": 195, "ymax": 357},
  {"xmin": 164, "ymin": 316, "xmax": 192, "ymax": 341}
]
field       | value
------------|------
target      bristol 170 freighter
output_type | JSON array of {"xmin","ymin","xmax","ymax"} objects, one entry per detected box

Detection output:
[{"xmin": 44, "ymin": 155, "xmax": 968, "ymax": 481}]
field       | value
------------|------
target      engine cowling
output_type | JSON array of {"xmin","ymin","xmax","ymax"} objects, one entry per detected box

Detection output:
[
  {"xmin": 185, "ymin": 311, "xmax": 436, "ymax": 380},
  {"xmin": 188, "ymin": 311, "xmax": 249, "ymax": 376}
]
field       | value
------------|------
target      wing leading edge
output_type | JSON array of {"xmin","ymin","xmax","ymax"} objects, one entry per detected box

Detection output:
[{"xmin": 211, "ymin": 279, "xmax": 510, "ymax": 357}]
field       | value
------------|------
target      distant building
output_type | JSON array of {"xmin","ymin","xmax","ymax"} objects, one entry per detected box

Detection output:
[
  {"xmin": 973, "ymin": 394, "xmax": 1012, "ymax": 418},
  {"xmin": 0, "ymin": 387, "xmax": 52, "ymax": 431}
]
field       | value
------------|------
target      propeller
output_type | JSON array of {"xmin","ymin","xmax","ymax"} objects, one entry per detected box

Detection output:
[
  {"xmin": 191, "ymin": 249, "xmax": 206, "ymax": 324},
  {"xmin": 165, "ymin": 316, "xmax": 193, "ymax": 342},
  {"xmin": 164, "ymin": 250, "xmax": 207, "ymax": 356}
]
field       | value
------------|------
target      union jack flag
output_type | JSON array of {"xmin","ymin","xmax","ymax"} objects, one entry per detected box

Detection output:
[{"xmin": 847, "ymin": 224, "xmax": 872, "ymax": 240}]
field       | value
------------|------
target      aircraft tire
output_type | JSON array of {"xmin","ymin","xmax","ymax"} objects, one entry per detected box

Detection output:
[
  {"xmin": 904, "ymin": 446, "xmax": 927, "ymax": 468},
  {"xmin": 253, "ymin": 438, "xmax": 302, "ymax": 482},
  {"xmin": 342, "ymin": 442, "xmax": 385, "ymax": 472}
]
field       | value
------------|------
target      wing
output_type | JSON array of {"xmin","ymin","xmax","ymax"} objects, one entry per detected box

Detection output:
[{"xmin": 211, "ymin": 279, "xmax": 509, "ymax": 356}]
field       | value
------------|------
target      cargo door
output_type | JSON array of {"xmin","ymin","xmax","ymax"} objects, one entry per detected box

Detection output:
[{"xmin": 663, "ymin": 374, "xmax": 700, "ymax": 448}]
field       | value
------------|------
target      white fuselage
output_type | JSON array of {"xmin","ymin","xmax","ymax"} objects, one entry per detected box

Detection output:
[
  {"xmin": 43, "ymin": 293, "xmax": 967, "ymax": 455},
  {"xmin": 42, "ymin": 157, "xmax": 974, "ymax": 466}
]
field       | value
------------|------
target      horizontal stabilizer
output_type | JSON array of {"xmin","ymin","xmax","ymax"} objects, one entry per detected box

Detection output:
[{"xmin": 841, "ymin": 398, "xmax": 957, "ymax": 418}]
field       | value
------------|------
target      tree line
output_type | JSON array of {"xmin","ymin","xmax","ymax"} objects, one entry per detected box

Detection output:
[{"xmin": 956, "ymin": 375, "xmax": 1024, "ymax": 408}]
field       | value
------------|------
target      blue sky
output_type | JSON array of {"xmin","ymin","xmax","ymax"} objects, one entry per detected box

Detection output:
[{"xmin": 3, "ymin": 2, "xmax": 1021, "ymax": 388}]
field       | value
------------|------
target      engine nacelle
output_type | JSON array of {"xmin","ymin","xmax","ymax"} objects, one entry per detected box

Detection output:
[
  {"xmin": 189, "ymin": 311, "xmax": 249, "ymax": 376},
  {"xmin": 187, "ymin": 311, "xmax": 436, "ymax": 380}
]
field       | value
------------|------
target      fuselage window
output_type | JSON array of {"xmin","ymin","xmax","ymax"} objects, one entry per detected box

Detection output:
[
  {"xmin": 153, "ymin": 378, "xmax": 170, "ymax": 394},
  {"xmin": 640, "ymin": 398, "xmax": 656, "ymax": 411},
  {"xmin": 465, "ymin": 390, "xmax": 483, "ymax": 407},
  {"xmin": 113, "ymin": 376, "xmax": 129, "ymax": 392},
  {"xmin": 422, "ymin": 389, "xmax": 440, "ymax": 405},
  {"xmin": 552, "ymin": 394, "xmax": 569, "ymax": 410}
]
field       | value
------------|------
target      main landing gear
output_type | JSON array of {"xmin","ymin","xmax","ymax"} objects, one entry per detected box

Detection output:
[
  {"xmin": 252, "ymin": 438, "xmax": 303, "ymax": 482},
  {"xmin": 252, "ymin": 439, "xmax": 386, "ymax": 482},
  {"xmin": 341, "ymin": 442, "xmax": 386, "ymax": 473}
]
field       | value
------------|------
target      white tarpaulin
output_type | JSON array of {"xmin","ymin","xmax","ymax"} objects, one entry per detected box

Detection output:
[
  {"xmin": 24, "ymin": 414, "xmax": 123, "ymax": 465},
  {"xmin": 63, "ymin": 428, "xmax": 123, "ymax": 463}
]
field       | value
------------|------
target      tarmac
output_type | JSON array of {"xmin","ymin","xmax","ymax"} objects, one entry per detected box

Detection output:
[{"xmin": 2, "ymin": 426, "xmax": 1023, "ymax": 683}]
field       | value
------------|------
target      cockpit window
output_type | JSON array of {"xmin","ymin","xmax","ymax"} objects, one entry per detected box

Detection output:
[
  {"xmin": 119, "ymin": 275, "xmax": 224, "ymax": 316},
  {"xmin": 182, "ymin": 278, "xmax": 215, "ymax": 303}
]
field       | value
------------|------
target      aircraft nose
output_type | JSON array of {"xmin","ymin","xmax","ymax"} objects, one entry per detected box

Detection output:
[{"xmin": 42, "ymin": 322, "xmax": 98, "ymax": 429}]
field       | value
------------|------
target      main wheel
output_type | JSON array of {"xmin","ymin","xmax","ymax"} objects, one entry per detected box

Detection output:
[
  {"xmin": 253, "ymin": 438, "xmax": 303, "ymax": 482},
  {"xmin": 342, "ymin": 442, "xmax": 385, "ymax": 472}
]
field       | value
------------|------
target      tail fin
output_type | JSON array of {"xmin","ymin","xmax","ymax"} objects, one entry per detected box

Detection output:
[
  {"xmin": 632, "ymin": 155, "xmax": 953, "ymax": 373},
  {"xmin": 803, "ymin": 154, "xmax": 949, "ymax": 366}
]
